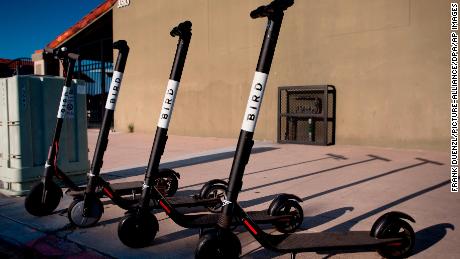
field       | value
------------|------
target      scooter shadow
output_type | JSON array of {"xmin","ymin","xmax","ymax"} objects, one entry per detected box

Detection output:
[
  {"xmin": 412, "ymin": 223, "xmax": 455, "ymax": 256},
  {"xmin": 315, "ymin": 223, "xmax": 456, "ymax": 259},
  {"xmin": 299, "ymin": 206, "xmax": 354, "ymax": 230},
  {"xmin": 152, "ymin": 206, "xmax": 354, "ymax": 247},
  {"xmin": 104, "ymin": 146, "xmax": 279, "ymax": 180},
  {"xmin": 245, "ymin": 223, "xmax": 455, "ymax": 259}
]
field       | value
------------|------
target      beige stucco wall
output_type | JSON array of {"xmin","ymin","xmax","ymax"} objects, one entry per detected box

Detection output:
[{"xmin": 113, "ymin": 0, "xmax": 450, "ymax": 151}]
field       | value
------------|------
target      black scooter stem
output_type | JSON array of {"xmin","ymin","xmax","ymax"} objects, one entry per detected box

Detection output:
[
  {"xmin": 84, "ymin": 41, "xmax": 129, "ymax": 200},
  {"xmin": 256, "ymin": 15, "xmax": 283, "ymax": 74},
  {"xmin": 44, "ymin": 57, "xmax": 76, "ymax": 179},
  {"xmin": 41, "ymin": 54, "xmax": 78, "ymax": 203},
  {"xmin": 219, "ymin": 11, "xmax": 285, "ymax": 229},
  {"xmin": 140, "ymin": 21, "xmax": 192, "ymax": 210}
]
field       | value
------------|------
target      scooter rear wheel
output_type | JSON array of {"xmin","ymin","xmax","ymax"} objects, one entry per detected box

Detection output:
[
  {"xmin": 118, "ymin": 212, "xmax": 159, "ymax": 248},
  {"xmin": 68, "ymin": 197, "xmax": 104, "ymax": 228},
  {"xmin": 200, "ymin": 184, "xmax": 227, "ymax": 213},
  {"xmin": 199, "ymin": 180, "xmax": 228, "ymax": 199},
  {"xmin": 375, "ymin": 219, "xmax": 415, "ymax": 258},
  {"xmin": 195, "ymin": 229, "xmax": 241, "ymax": 259},
  {"xmin": 271, "ymin": 199, "xmax": 303, "ymax": 233},
  {"xmin": 154, "ymin": 169, "xmax": 179, "ymax": 197},
  {"xmin": 24, "ymin": 181, "xmax": 62, "ymax": 216}
]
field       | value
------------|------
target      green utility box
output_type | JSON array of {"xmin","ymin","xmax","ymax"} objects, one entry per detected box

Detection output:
[{"xmin": 0, "ymin": 75, "xmax": 89, "ymax": 196}]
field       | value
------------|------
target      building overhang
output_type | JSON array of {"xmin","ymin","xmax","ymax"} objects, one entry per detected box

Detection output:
[{"xmin": 42, "ymin": 0, "xmax": 117, "ymax": 61}]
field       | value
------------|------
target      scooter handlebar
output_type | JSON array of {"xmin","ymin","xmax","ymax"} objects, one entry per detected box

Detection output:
[
  {"xmin": 43, "ymin": 47, "xmax": 79, "ymax": 60},
  {"xmin": 250, "ymin": 0, "xmax": 294, "ymax": 19},
  {"xmin": 170, "ymin": 20, "xmax": 192, "ymax": 38},
  {"xmin": 113, "ymin": 40, "xmax": 130, "ymax": 54}
]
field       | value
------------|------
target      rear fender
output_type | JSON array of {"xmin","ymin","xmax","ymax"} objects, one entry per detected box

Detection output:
[
  {"xmin": 158, "ymin": 168, "xmax": 180, "ymax": 179},
  {"xmin": 370, "ymin": 211, "xmax": 416, "ymax": 237},
  {"xmin": 268, "ymin": 193, "xmax": 302, "ymax": 215},
  {"xmin": 199, "ymin": 179, "xmax": 228, "ymax": 198}
]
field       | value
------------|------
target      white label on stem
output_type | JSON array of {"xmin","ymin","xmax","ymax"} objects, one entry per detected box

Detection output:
[
  {"xmin": 66, "ymin": 87, "xmax": 74, "ymax": 119},
  {"xmin": 105, "ymin": 71, "xmax": 123, "ymax": 110},
  {"xmin": 57, "ymin": 86, "xmax": 71, "ymax": 118},
  {"xmin": 241, "ymin": 72, "xmax": 268, "ymax": 132},
  {"xmin": 157, "ymin": 80, "xmax": 180, "ymax": 129}
]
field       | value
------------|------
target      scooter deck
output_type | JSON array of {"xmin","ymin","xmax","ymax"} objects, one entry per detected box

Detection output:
[
  {"xmin": 110, "ymin": 181, "xmax": 143, "ymax": 196},
  {"xmin": 247, "ymin": 210, "xmax": 292, "ymax": 223},
  {"xmin": 267, "ymin": 231, "xmax": 402, "ymax": 253},
  {"xmin": 166, "ymin": 195, "xmax": 220, "ymax": 208},
  {"xmin": 66, "ymin": 181, "xmax": 143, "ymax": 197},
  {"xmin": 180, "ymin": 210, "xmax": 291, "ymax": 228}
]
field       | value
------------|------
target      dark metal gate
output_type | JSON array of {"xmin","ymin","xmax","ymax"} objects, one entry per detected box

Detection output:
[
  {"xmin": 0, "ymin": 58, "xmax": 33, "ymax": 78},
  {"xmin": 75, "ymin": 59, "xmax": 113, "ymax": 127},
  {"xmin": 278, "ymin": 85, "xmax": 336, "ymax": 145},
  {"xmin": 67, "ymin": 36, "xmax": 114, "ymax": 128}
]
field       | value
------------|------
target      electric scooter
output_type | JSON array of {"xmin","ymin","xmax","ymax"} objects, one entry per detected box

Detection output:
[
  {"xmin": 116, "ymin": 21, "xmax": 305, "ymax": 249},
  {"xmin": 25, "ymin": 43, "xmax": 181, "ymax": 218},
  {"xmin": 195, "ymin": 1, "xmax": 416, "ymax": 258},
  {"xmin": 67, "ymin": 23, "xmax": 237, "ymax": 228},
  {"xmin": 63, "ymin": 40, "xmax": 189, "ymax": 227},
  {"xmin": 23, "ymin": 47, "xmax": 83, "ymax": 216}
]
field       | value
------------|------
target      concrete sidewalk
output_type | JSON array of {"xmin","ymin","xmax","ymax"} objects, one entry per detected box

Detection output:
[{"xmin": 0, "ymin": 131, "xmax": 456, "ymax": 258}]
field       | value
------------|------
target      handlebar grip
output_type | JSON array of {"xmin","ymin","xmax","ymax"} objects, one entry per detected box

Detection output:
[
  {"xmin": 250, "ymin": 0, "xmax": 294, "ymax": 19},
  {"xmin": 113, "ymin": 40, "xmax": 130, "ymax": 53},
  {"xmin": 250, "ymin": 6, "xmax": 267, "ymax": 19},
  {"xmin": 170, "ymin": 20, "xmax": 192, "ymax": 38},
  {"xmin": 43, "ymin": 46, "xmax": 77, "ymax": 60}
]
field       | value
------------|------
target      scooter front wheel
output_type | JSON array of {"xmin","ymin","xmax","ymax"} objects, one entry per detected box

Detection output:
[
  {"xmin": 68, "ymin": 197, "xmax": 103, "ymax": 228},
  {"xmin": 271, "ymin": 199, "xmax": 304, "ymax": 233},
  {"xmin": 195, "ymin": 228, "xmax": 241, "ymax": 259},
  {"xmin": 374, "ymin": 218, "xmax": 415, "ymax": 258},
  {"xmin": 24, "ymin": 181, "xmax": 62, "ymax": 216},
  {"xmin": 118, "ymin": 212, "xmax": 159, "ymax": 248}
]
